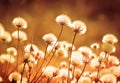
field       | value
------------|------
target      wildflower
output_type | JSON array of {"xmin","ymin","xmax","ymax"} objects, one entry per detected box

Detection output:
[
  {"xmin": 90, "ymin": 58, "xmax": 100, "ymax": 69},
  {"xmin": 0, "ymin": 23, "xmax": 5, "ymax": 37},
  {"xmin": 78, "ymin": 46, "xmax": 93, "ymax": 58},
  {"xmin": 0, "ymin": 54, "xmax": 15, "ymax": 63},
  {"xmin": 55, "ymin": 14, "xmax": 71, "ymax": 26},
  {"xmin": 24, "ymin": 43, "xmax": 39, "ymax": 53},
  {"xmin": 70, "ymin": 20, "xmax": 87, "ymax": 34},
  {"xmin": 71, "ymin": 51, "xmax": 83, "ymax": 66},
  {"xmin": 74, "ymin": 68, "xmax": 82, "ymax": 80},
  {"xmin": 108, "ymin": 56, "xmax": 119, "ymax": 66},
  {"xmin": 42, "ymin": 66, "xmax": 57, "ymax": 78},
  {"xmin": 56, "ymin": 47, "xmax": 68, "ymax": 58},
  {"xmin": 60, "ymin": 61, "xmax": 68, "ymax": 68},
  {"xmin": 59, "ymin": 68, "xmax": 72, "ymax": 80},
  {"xmin": 0, "ymin": 76, "xmax": 3, "ymax": 82},
  {"xmin": 109, "ymin": 66, "xmax": 120, "ymax": 77},
  {"xmin": 90, "ymin": 72, "xmax": 99, "ymax": 81},
  {"xmin": 90, "ymin": 43, "xmax": 100, "ymax": 50},
  {"xmin": 100, "ymin": 73, "xmax": 117, "ymax": 83},
  {"xmin": 42, "ymin": 33, "xmax": 57, "ymax": 45},
  {"xmin": 7, "ymin": 47, "xmax": 17, "ymax": 56},
  {"xmin": 102, "ymin": 43, "xmax": 116, "ymax": 53},
  {"xmin": 12, "ymin": 17, "xmax": 27, "ymax": 29},
  {"xmin": 12, "ymin": 30, "xmax": 27, "ymax": 41},
  {"xmin": 78, "ymin": 76, "xmax": 91, "ymax": 83},
  {"xmin": 0, "ymin": 31, "xmax": 12, "ymax": 43},
  {"xmin": 102, "ymin": 34, "xmax": 118, "ymax": 44},
  {"xmin": 8, "ymin": 72, "xmax": 21, "ymax": 82}
]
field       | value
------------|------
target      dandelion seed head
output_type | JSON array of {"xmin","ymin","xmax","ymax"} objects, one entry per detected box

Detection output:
[
  {"xmin": 71, "ymin": 51, "xmax": 83, "ymax": 66},
  {"xmin": 42, "ymin": 33, "xmax": 57, "ymax": 45},
  {"xmin": 0, "ymin": 76, "xmax": 3, "ymax": 82},
  {"xmin": 102, "ymin": 43, "xmax": 116, "ymax": 53},
  {"xmin": 7, "ymin": 47, "xmax": 17, "ymax": 56},
  {"xmin": 55, "ymin": 14, "xmax": 71, "ymax": 26},
  {"xmin": 102, "ymin": 34, "xmax": 118, "ymax": 44},
  {"xmin": 90, "ymin": 43, "xmax": 100, "ymax": 50},
  {"xmin": 90, "ymin": 58, "xmax": 100, "ymax": 69},
  {"xmin": 78, "ymin": 46, "xmax": 93, "ymax": 58},
  {"xmin": 100, "ymin": 73, "xmax": 117, "ymax": 83},
  {"xmin": 70, "ymin": 20, "xmax": 87, "ymax": 34},
  {"xmin": 12, "ymin": 17, "xmax": 27, "ymax": 29},
  {"xmin": 0, "ymin": 23, "xmax": 5, "ymax": 37},
  {"xmin": 60, "ymin": 61, "xmax": 68, "ymax": 68},
  {"xmin": 12, "ymin": 30, "xmax": 27, "ymax": 41},
  {"xmin": 108, "ymin": 56, "xmax": 119, "ymax": 66},
  {"xmin": 0, "ymin": 54, "xmax": 15, "ymax": 63},
  {"xmin": 0, "ymin": 31, "xmax": 12, "ymax": 43},
  {"xmin": 42, "ymin": 66, "xmax": 57, "ymax": 78},
  {"xmin": 78, "ymin": 76, "xmax": 91, "ymax": 83},
  {"xmin": 8, "ymin": 72, "xmax": 21, "ymax": 82}
]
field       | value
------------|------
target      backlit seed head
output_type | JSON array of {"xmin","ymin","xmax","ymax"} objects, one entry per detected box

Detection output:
[
  {"xmin": 55, "ymin": 14, "xmax": 71, "ymax": 26},
  {"xmin": 7, "ymin": 47, "xmax": 17, "ymax": 56},
  {"xmin": 70, "ymin": 20, "xmax": 87, "ymax": 34},
  {"xmin": 0, "ymin": 23, "xmax": 5, "ymax": 37},
  {"xmin": 101, "ymin": 43, "xmax": 116, "ymax": 53},
  {"xmin": 12, "ymin": 17, "xmax": 27, "ymax": 29},
  {"xmin": 102, "ymin": 34, "xmax": 118, "ymax": 44},
  {"xmin": 12, "ymin": 30, "xmax": 27, "ymax": 41},
  {"xmin": 8, "ymin": 72, "xmax": 21, "ymax": 82},
  {"xmin": 0, "ymin": 31, "xmax": 12, "ymax": 43},
  {"xmin": 42, "ymin": 33, "xmax": 57, "ymax": 45}
]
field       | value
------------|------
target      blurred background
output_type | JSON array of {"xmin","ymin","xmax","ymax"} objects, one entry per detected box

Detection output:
[{"xmin": 0, "ymin": 0, "xmax": 120, "ymax": 57}]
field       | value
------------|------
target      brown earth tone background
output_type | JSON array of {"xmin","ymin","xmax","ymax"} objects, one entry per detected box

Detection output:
[{"xmin": 0, "ymin": 0, "xmax": 120, "ymax": 57}]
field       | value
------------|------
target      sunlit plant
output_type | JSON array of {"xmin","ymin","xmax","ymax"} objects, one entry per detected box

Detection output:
[{"xmin": 0, "ymin": 14, "xmax": 119, "ymax": 83}]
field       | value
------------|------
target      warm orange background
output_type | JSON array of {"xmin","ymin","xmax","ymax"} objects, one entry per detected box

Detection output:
[{"xmin": 0, "ymin": 0, "xmax": 120, "ymax": 57}]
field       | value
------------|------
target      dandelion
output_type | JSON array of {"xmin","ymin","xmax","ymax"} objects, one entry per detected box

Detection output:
[
  {"xmin": 55, "ymin": 14, "xmax": 71, "ymax": 26},
  {"xmin": 12, "ymin": 17, "xmax": 27, "ymax": 29},
  {"xmin": 8, "ymin": 72, "xmax": 21, "ymax": 82},
  {"xmin": 102, "ymin": 34, "xmax": 118, "ymax": 44},
  {"xmin": 42, "ymin": 66, "xmax": 57, "ymax": 78},
  {"xmin": 12, "ymin": 30, "xmax": 27, "ymax": 41},
  {"xmin": 7, "ymin": 47, "xmax": 17, "ymax": 56},
  {"xmin": 42, "ymin": 33, "xmax": 57, "ymax": 45},
  {"xmin": 78, "ymin": 46, "xmax": 93, "ymax": 59},
  {"xmin": 90, "ymin": 43, "xmax": 100, "ymax": 50},
  {"xmin": 71, "ymin": 51, "xmax": 83, "ymax": 66},
  {"xmin": 60, "ymin": 61, "xmax": 68, "ymax": 68},
  {"xmin": 0, "ymin": 76, "xmax": 3, "ymax": 82},
  {"xmin": 0, "ymin": 31, "xmax": 12, "ymax": 43},
  {"xmin": 102, "ymin": 43, "xmax": 116, "ymax": 54},
  {"xmin": 108, "ymin": 56, "xmax": 119, "ymax": 66},
  {"xmin": 70, "ymin": 20, "xmax": 87, "ymax": 35},
  {"xmin": 78, "ymin": 76, "xmax": 91, "ymax": 83},
  {"xmin": 100, "ymin": 73, "xmax": 117, "ymax": 83},
  {"xmin": 0, "ymin": 54, "xmax": 15, "ymax": 63},
  {"xmin": 109, "ymin": 66, "xmax": 120, "ymax": 77},
  {"xmin": 90, "ymin": 58, "xmax": 100, "ymax": 69},
  {"xmin": 0, "ymin": 23, "xmax": 5, "ymax": 37}
]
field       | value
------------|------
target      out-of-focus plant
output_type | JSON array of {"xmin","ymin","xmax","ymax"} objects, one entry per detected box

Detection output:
[{"xmin": 0, "ymin": 14, "xmax": 119, "ymax": 83}]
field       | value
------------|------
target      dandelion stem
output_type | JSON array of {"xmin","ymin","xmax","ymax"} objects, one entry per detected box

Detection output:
[
  {"xmin": 79, "ymin": 62, "xmax": 87, "ymax": 80},
  {"xmin": 35, "ymin": 50, "xmax": 57, "ymax": 83},
  {"xmin": 96, "ymin": 61, "xmax": 101, "ymax": 82},
  {"xmin": 67, "ymin": 32, "xmax": 77, "ymax": 83},
  {"xmin": 20, "ymin": 62, "xmax": 26, "ymax": 83},
  {"xmin": 31, "ymin": 43, "xmax": 48, "ymax": 83}
]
